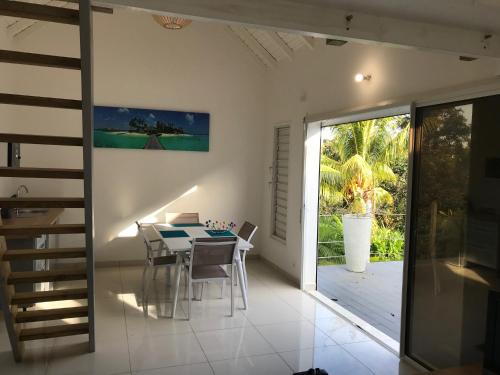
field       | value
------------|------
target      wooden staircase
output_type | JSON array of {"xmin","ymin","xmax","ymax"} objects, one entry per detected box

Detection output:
[{"xmin": 0, "ymin": 0, "xmax": 99, "ymax": 362}]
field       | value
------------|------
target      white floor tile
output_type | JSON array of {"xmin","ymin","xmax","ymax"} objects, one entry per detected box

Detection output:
[
  {"xmin": 315, "ymin": 316, "xmax": 371, "ymax": 344},
  {"xmin": 196, "ymin": 326, "xmax": 274, "ymax": 362},
  {"xmin": 243, "ymin": 299, "xmax": 304, "ymax": 326},
  {"xmin": 182, "ymin": 299, "xmax": 250, "ymax": 332},
  {"xmin": 47, "ymin": 338, "xmax": 130, "ymax": 375},
  {"xmin": 132, "ymin": 362, "xmax": 213, "ymax": 375},
  {"xmin": 255, "ymin": 320, "xmax": 336, "ymax": 352},
  {"xmin": 0, "ymin": 261, "xmax": 419, "ymax": 375},
  {"xmin": 210, "ymin": 354, "xmax": 292, "ymax": 375},
  {"xmin": 94, "ymin": 298, "xmax": 128, "ymax": 342},
  {"xmin": 279, "ymin": 290, "xmax": 338, "ymax": 321},
  {"xmin": 124, "ymin": 303, "xmax": 192, "ymax": 339},
  {"xmin": 342, "ymin": 341, "xmax": 416, "ymax": 375},
  {"xmin": 128, "ymin": 332, "xmax": 206, "ymax": 371},
  {"xmin": 279, "ymin": 345, "xmax": 374, "ymax": 375},
  {"xmin": 0, "ymin": 345, "xmax": 50, "ymax": 375}
]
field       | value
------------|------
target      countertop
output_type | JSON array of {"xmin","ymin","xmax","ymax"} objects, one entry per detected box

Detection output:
[{"xmin": 3, "ymin": 208, "xmax": 64, "ymax": 239}]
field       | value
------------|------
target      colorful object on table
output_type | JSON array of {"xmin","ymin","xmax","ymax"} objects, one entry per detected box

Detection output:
[
  {"xmin": 205, "ymin": 230, "xmax": 235, "ymax": 237},
  {"xmin": 205, "ymin": 219, "xmax": 236, "ymax": 231},
  {"xmin": 160, "ymin": 230, "xmax": 190, "ymax": 238}
]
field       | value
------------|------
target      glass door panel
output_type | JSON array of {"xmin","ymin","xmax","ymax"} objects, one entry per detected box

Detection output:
[{"xmin": 407, "ymin": 95, "xmax": 500, "ymax": 370}]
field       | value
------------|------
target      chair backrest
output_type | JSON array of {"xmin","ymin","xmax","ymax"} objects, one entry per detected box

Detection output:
[
  {"xmin": 165, "ymin": 212, "xmax": 200, "ymax": 225},
  {"xmin": 238, "ymin": 221, "xmax": 258, "ymax": 242},
  {"xmin": 135, "ymin": 221, "xmax": 156, "ymax": 253},
  {"xmin": 190, "ymin": 237, "xmax": 238, "ymax": 267}
]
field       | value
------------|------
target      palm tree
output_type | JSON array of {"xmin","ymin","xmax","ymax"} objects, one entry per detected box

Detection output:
[{"xmin": 320, "ymin": 116, "xmax": 409, "ymax": 215}]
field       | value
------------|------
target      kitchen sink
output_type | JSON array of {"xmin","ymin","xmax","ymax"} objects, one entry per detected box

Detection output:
[{"xmin": 15, "ymin": 208, "xmax": 49, "ymax": 218}]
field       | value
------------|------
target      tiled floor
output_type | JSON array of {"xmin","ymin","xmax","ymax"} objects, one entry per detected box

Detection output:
[
  {"xmin": 317, "ymin": 261, "xmax": 403, "ymax": 341},
  {"xmin": 0, "ymin": 260, "xmax": 419, "ymax": 375}
]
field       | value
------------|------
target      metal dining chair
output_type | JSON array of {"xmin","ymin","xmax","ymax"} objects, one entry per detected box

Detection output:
[
  {"xmin": 237, "ymin": 221, "xmax": 258, "ymax": 288},
  {"xmin": 165, "ymin": 212, "xmax": 200, "ymax": 225},
  {"xmin": 136, "ymin": 221, "xmax": 180, "ymax": 312},
  {"xmin": 186, "ymin": 237, "xmax": 239, "ymax": 320}
]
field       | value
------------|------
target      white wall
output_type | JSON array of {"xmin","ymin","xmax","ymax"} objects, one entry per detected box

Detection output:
[
  {"xmin": 4, "ymin": 10, "xmax": 266, "ymax": 261},
  {"xmin": 0, "ymin": 27, "xmax": 14, "ymax": 197},
  {"xmin": 260, "ymin": 40, "xmax": 500, "ymax": 281}
]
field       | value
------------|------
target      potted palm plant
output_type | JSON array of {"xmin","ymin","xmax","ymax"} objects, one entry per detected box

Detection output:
[{"xmin": 320, "ymin": 119, "xmax": 407, "ymax": 272}]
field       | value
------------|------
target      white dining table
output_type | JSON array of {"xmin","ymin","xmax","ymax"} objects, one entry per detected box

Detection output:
[{"xmin": 152, "ymin": 224, "xmax": 253, "ymax": 318}]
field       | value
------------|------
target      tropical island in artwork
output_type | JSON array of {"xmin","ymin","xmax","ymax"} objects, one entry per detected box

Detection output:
[{"xmin": 94, "ymin": 106, "xmax": 210, "ymax": 151}]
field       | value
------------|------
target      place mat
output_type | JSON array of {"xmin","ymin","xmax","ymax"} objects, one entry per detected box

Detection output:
[
  {"xmin": 205, "ymin": 230, "xmax": 234, "ymax": 237},
  {"xmin": 169, "ymin": 223, "xmax": 204, "ymax": 227},
  {"xmin": 160, "ymin": 230, "xmax": 190, "ymax": 238}
]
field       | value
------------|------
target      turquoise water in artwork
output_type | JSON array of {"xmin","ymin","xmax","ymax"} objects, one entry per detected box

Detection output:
[{"xmin": 94, "ymin": 130, "xmax": 209, "ymax": 151}]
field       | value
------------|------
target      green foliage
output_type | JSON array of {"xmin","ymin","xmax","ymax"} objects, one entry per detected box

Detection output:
[
  {"xmin": 318, "ymin": 115, "xmax": 410, "ymax": 265},
  {"xmin": 370, "ymin": 227, "xmax": 405, "ymax": 261},
  {"xmin": 317, "ymin": 215, "xmax": 405, "ymax": 265},
  {"xmin": 320, "ymin": 116, "xmax": 409, "ymax": 215},
  {"xmin": 317, "ymin": 215, "xmax": 344, "ymax": 263}
]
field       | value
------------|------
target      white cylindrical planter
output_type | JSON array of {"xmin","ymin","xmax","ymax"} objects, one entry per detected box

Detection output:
[{"xmin": 342, "ymin": 214, "xmax": 372, "ymax": 272}]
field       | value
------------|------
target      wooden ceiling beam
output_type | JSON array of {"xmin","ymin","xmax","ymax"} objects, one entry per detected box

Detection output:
[
  {"xmin": 229, "ymin": 26, "xmax": 277, "ymax": 68},
  {"xmin": 99, "ymin": 0, "xmax": 500, "ymax": 59},
  {"xmin": 266, "ymin": 31, "xmax": 293, "ymax": 61}
]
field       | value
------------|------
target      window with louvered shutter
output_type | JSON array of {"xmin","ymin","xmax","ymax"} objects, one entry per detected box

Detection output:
[{"xmin": 272, "ymin": 125, "xmax": 289, "ymax": 241}]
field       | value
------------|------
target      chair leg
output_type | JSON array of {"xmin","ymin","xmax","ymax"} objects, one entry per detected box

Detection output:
[
  {"xmin": 199, "ymin": 282, "xmax": 205, "ymax": 301},
  {"xmin": 141, "ymin": 263, "xmax": 148, "ymax": 303},
  {"xmin": 184, "ymin": 269, "xmax": 188, "ymax": 300},
  {"xmin": 153, "ymin": 267, "xmax": 159, "ymax": 280},
  {"xmin": 234, "ymin": 263, "xmax": 238, "ymax": 286},
  {"xmin": 166, "ymin": 266, "xmax": 171, "ymax": 286},
  {"xmin": 230, "ymin": 273, "xmax": 234, "ymax": 317},
  {"xmin": 188, "ymin": 280, "xmax": 192, "ymax": 320},
  {"xmin": 242, "ymin": 252, "xmax": 248, "ymax": 290},
  {"xmin": 220, "ymin": 278, "xmax": 226, "ymax": 299},
  {"xmin": 143, "ymin": 267, "xmax": 152, "ymax": 315}
]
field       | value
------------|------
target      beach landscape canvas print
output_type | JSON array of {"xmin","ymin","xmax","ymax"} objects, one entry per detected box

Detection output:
[{"xmin": 94, "ymin": 106, "xmax": 210, "ymax": 151}]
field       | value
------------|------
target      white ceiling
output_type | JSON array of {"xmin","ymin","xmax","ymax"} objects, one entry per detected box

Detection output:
[
  {"xmin": 0, "ymin": 0, "xmax": 317, "ymax": 68},
  {"xmin": 229, "ymin": 26, "xmax": 315, "ymax": 68},
  {"xmin": 1, "ymin": 0, "xmax": 81, "ymax": 38},
  {"xmin": 322, "ymin": 0, "xmax": 500, "ymax": 33},
  {"xmin": 4, "ymin": 0, "xmax": 500, "ymax": 62},
  {"xmin": 95, "ymin": 0, "xmax": 500, "ymax": 58}
]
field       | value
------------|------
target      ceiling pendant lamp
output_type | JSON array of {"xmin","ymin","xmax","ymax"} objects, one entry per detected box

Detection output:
[{"xmin": 152, "ymin": 15, "xmax": 192, "ymax": 30}]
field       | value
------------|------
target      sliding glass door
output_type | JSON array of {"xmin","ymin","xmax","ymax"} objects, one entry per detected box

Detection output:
[{"xmin": 406, "ymin": 94, "xmax": 500, "ymax": 370}]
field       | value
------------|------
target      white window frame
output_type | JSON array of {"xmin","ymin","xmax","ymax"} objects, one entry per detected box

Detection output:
[{"xmin": 271, "ymin": 124, "xmax": 290, "ymax": 243}]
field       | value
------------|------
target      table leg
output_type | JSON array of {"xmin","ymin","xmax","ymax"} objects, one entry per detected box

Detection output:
[
  {"xmin": 171, "ymin": 254, "xmax": 183, "ymax": 319},
  {"xmin": 235, "ymin": 255, "xmax": 247, "ymax": 310}
]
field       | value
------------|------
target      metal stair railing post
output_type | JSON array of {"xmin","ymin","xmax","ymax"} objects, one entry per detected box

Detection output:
[{"xmin": 79, "ymin": 0, "xmax": 95, "ymax": 353}]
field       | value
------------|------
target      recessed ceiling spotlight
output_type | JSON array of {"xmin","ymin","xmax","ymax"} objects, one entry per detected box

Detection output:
[
  {"xmin": 354, "ymin": 73, "xmax": 371, "ymax": 83},
  {"xmin": 459, "ymin": 56, "xmax": 478, "ymax": 62},
  {"xmin": 326, "ymin": 38, "xmax": 348, "ymax": 46}
]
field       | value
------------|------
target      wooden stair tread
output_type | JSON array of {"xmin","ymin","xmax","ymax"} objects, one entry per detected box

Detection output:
[
  {"xmin": 8, "ymin": 269, "xmax": 87, "ymax": 284},
  {"xmin": 0, "ymin": 0, "xmax": 80, "ymax": 25},
  {"xmin": 0, "ymin": 133, "xmax": 83, "ymax": 146},
  {"xmin": 11, "ymin": 288, "xmax": 88, "ymax": 305},
  {"xmin": 0, "ymin": 167, "xmax": 84, "ymax": 179},
  {"xmin": 19, "ymin": 323, "xmax": 89, "ymax": 341},
  {"xmin": 0, "ymin": 224, "xmax": 85, "ymax": 236},
  {"xmin": 0, "ymin": 93, "xmax": 81, "ymax": 109},
  {"xmin": 16, "ymin": 306, "xmax": 88, "ymax": 323},
  {"xmin": 4, "ymin": 248, "xmax": 86, "ymax": 260},
  {"xmin": 0, "ymin": 50, "xmax": 80, "ymax": 69},
  {"xmin": 0, "ymin": 197, "xmax": 84, "ymax": 208}
]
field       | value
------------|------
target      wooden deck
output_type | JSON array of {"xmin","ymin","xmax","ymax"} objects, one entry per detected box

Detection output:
[{"xmin": 317, "ymin": 261, "xmax": 403, "ymax": 341}]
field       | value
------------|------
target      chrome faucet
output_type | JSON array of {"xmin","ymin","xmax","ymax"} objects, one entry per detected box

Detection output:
[
  {"xmin": 16, "ymin": 184, "xmax": 29, "ymax": 198},
  {"xmin": 15, "ymin": 185, "xmax": 29, "ymax": 216}
]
